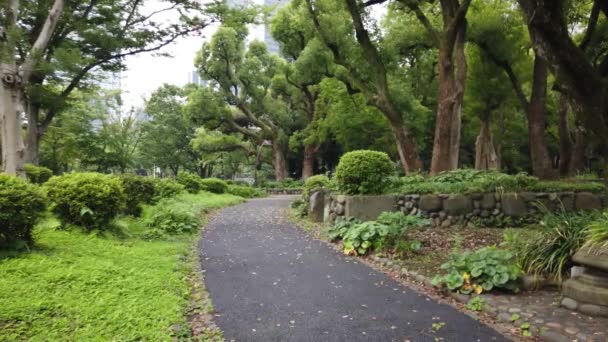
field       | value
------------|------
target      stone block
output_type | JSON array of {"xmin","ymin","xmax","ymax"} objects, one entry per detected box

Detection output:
[
  {"xmin": 308, "ymin": 190, "xmax": 326, "ymax": 222},
  {"xmin": 575, "ymin": 192, "xmax": 602, "ymax": 211},
  {"xmin": 501, "ymin": 193, "xmax": 527, "ymax": 217},
  {"xmin": 443, "ymin": 194, "xmax": 473, "ymax": 215},
  {"xmin": 343, "ymin": 195, "xmax": 399, "ymax": 221},
  {"xmin": 480, "ymin": 193, "xmax": 496, "ymax": 209},
  {"xmin": 562, "ymin": 278, "xmax": 608, "ymax": 306},
  {"xmin": 573, "ymin": 247, "xmax": 608, "ymax": 272},
  {"xmin": 419, "ymin": 194, "xmax": 442, "ymax": 212}
]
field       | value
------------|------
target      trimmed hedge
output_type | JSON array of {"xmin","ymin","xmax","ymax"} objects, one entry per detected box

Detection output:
[
  {"xmin": 152, "ymin": 178, "xmax": 185, "ymax": 200},
  {"xmin": 176, "ymin": 173, "xmax": 203, "ymax": 193},
  {"xmin": 45, "ymin": 173, "xmax": 126, "ymax": 229},
  {"xmin": 24, "ymin": 164, "xmax": 53, "ymax": 184},
  {"xmin": 120, "ymin": 175, "xmax": 156, "ymax": 216},
  {"xmin": 227, "ymin": 185, "xmax": 265, "ymax": 198},
  {"xmin": 335, "ymin": 150, "xmax": 394, "ymax": 195},
  {"xmin": 0, "ymin": 174, "xmax": 47, "ymax": 249},
  {"xmin": 200, "ymin": 178, "xmax": 228, "ymax": 194}
]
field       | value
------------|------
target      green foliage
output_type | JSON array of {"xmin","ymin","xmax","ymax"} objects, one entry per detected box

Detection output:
[
  {"xmin": 265, "ymin": 178, "xmax": 304, "ymax": 189},
  {"xmin": 303, "ymin": 174, "xmax": 332, "ymax": 200},
  {"xmin": 328, "ymin": 218, "xmax": 362, "ymax": 241},
  {"xmin": 199, "ymin": 178, "xmax": 228, "ymax": 194},
  {"xmin": 515, "ymin": 209, "xmax": 599, "ymax": 282},
  {"xmin": 341, "ymin": 221, "xmax": 402, "ymax": 256},
  {"xmin": 335, "ymin": 150, "xmax": 394, "ymax": 195},
  {"xmin": 45, "ymin": 173, "xmax": 126, "ymax": 230},
  {"xmin": 432, "ymin": 247, "xmax": 522, "ymax": 294},
  {"xmin": 24, "ymin": 164, "xmax": 53, "ymax": 184},
  {"xmin": 584, "ymin": 212, "xmax": 608, "ymax": 249},
  {"xmin": 0, "ymin": 175, "xmax": 47, "ymax": 249},
  {"xmin": 377, "ymin": 211, "xmax": 430, "ymax": 228},
  {"xmin": 227, "ymin": 185, "xmax": 265, "ymax": 198},
  {"xmin": 0, "ymin": 192, "xmax": 242, "ymax": 340},
  {"xmin": 145, "ymin": 200, "xmax": 200, "ymax": 238},
  {"xmin": 176, "ymin": 173, "xmax": 204, "ymax": 193},
  {"xmin": 526, "ymin": 181, "xmax": 606, "ymax": 193},
  {"xmin": 466, "ymin": 296, "xmax": 484, "ymax": 311},
  {"xmin": 152, "ymin": 178, "xmax": 185, "ymax": 201},
  {"xmin": 120, "ymin": 175, "xmax": 156, "ymax": 217}
]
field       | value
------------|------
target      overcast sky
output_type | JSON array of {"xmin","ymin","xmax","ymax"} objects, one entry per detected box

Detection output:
[{"xmin": 121, "ymin": 0, "xmax": 265, "ymax": 110}]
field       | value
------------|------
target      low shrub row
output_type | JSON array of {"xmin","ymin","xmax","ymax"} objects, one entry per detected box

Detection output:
[
  {"xmin": 175, "ymin": 173, "xmax": 232, "ymax": 194},
  {"xmin": 0, "ymin": 172, "xmax": 188, "ymax": 249}
]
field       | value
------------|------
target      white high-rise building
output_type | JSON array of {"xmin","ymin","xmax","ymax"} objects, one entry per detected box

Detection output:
[{"xmin": 226, "ymin": 0, "xmax": 287, "ymax": 55}]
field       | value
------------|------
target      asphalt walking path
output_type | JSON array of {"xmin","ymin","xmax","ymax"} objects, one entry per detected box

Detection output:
[{"xmin": 199, "ymin": 195, "xmax": 509, "ymax": 342}]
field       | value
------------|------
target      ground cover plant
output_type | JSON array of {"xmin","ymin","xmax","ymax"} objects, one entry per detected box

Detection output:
[
  {"xmin": 0, "ymin": 191, "xmax": 243, "ymax": 340},
  {"xmin": 432, "ymin": 246, "xmax": 522, "ymax": 294},
  {"xmin": 390, "ymin": 169, "xmax": 606, "ymax": 195}
]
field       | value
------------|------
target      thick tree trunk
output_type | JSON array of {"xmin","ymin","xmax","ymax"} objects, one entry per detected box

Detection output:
[
  {"xmin": 272, "ymin": 140, "xmax": 288, "ymax": 181},
  {"xmin": 302, "ymin": 144, "xmax": 316, "ymax": 180},
  {"xmin": 475, "ymin": 117, "xmax": 498, "ymax": 170},
  {"xmin": 0, "ymin": 64, "xmax": 26, "ymax": 177},
  {"xmin": 525, "ymin": 57, "xmax": 555, "ymax": 179},
  {"xmin": 558, "ymin": 93, "xmax": 574, "ymax": 176}
]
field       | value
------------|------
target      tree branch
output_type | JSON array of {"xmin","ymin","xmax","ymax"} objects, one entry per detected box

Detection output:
[{"xmin": 21, "ymin": 0, "xmax": 65, "ymax": 83}]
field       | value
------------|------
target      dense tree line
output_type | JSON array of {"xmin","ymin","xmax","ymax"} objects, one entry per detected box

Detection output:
[{"xmin": 1, "ymin": 0, "xmax": 607, "ymax": 181}]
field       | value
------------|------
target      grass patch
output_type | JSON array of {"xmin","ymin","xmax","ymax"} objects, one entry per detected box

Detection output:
[{"xmin": 0, "ymin": 192, "xmax": 243, "ymax": 341}]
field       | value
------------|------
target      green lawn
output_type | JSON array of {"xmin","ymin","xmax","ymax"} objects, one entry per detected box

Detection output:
[{"xmin": 0, "ymin": 192, "xmax": 243, "ymax": 341}]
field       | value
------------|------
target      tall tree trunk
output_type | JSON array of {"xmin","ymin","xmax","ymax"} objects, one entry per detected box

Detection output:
[
  {"xmin": 558, "ymin": 93, "xmax": 574, "ymax": 176},
  {"xmin": 302, "ymin": 144, "xmax": 316, "ymax": 180},
  {"xmin": 569, "ymin": 125, "xmax": 588, "ymax": 174},
  {"xmin": 526, "ymin": 56, "xmax": 554, "ymax": 179},
  {"xmin": 0, "ymin": 64, "xmax": 26, "ymax": 177},
  {"xmin": 376, "ymin": 98, "xmax": 422, "ymax": 172},
  {"xmin": 24, "ymin": 102, "xmax": 42, "ymax": 165},
  {"xmin": 430, "ymin": 27, "xmax": 467, "ymax": 174},
  {"xmin": 272, "ymin": 140, "xmax": 288, "ymax": 181},
  {"xmin": 475, "ymin": 116, "xmax": 498, "ymax": 170}
]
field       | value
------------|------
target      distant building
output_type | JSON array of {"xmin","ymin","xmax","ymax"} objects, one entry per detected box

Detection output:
[
  {"xmin": 187, "ymin": 70, "xmax": 208, "ymax": 87},
  {"xmin": 225, "ymin": 0, "xmax": 287, "ymax": 55}
]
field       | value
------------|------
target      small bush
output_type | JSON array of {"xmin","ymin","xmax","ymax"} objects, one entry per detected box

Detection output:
[
  {"xmin": 303, "ymin": 175, "xmax": 332, "ymax": 197},
  {"xmin": 585, "ymin": 212, "xmax": 608, "ymax": 249},
  {"xmin": 200, "ymin": 178, "xmax": 228, "ymax": 194},
  {"xmin": 176, "ymin": 173, "xmax": 203, "ymax": 193},
  {"xmin": 432, "ymin": 246, "xmax": 522, "ymax": 294},
  {"xmin": 526, "ymin": 180, "xmax": 605, "ymax": 193},
  {"xmin": 515, "ymin": 209, "xmax": 599, "ymax": 282},
  {"xmin": 227, "ymin": 184, "xmax": 264, "ymax": 198},
  {"xmin": 45, "ymin": 173, "xmax": 126, "ymax": 230},
  {"xmin": 24, "ymin": 163, "xmax": 53, "ymax": 184},
  {"xmin": 335, "ymin": 150, "xmax": 394, "ymax": 195},
  {"xmin": 145, "ymin": 201, "xmax": 200, "ymax": 238},
  {"xmin": 152, "ymin": 178, "xmax": 185, "ymax": 200},
  {"xmin": 0, "ymin": 175, "xmax": 47, "ymax": 249},
  {"xmin": 120, "ymin": 175, "xmax": 156, "ymax": 216}
]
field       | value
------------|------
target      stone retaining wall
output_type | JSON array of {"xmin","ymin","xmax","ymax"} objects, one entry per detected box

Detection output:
[{"xmin": 318, "ymin": 191, "xmax": 606, "ymax": 227}]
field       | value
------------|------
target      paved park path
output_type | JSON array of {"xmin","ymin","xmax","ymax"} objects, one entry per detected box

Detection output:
[{"xmin": 199, "ymin": 196, "xmax": 509, "ymax": 342}]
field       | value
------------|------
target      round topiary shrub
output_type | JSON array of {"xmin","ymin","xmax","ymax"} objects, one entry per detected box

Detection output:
[
  {"xmin": 334, "ymin": 150, "xmax": 394, "ymax": 194},
  {"xmin": 119, "ymin": 174, "xmax": 156, "ymax": 216},
  {"xmin": 227, "ymin": 184, "xmax": 264, "ymax": 198},
  {"xmin": 303, "ymin": 174, "xmax": 332, "ymax": 199},
  {"xmin": 0, "ymin": 174, "xmax": 47, "ymax": 249},
  {"xmin": 24, "ymin": 163, "xmax": 53, "ymax": 184},
  {"xmin": 45, "ymin": 173, "xmax": 126, "ymax": 230},
  {"xmin": 176, "ymin": 173, "xmax": 203, "ymax": 193},
  {"xmin": 200, "ymin": 178, "xmax": 228, "ymax": 194},
  {"xmin": 152, "ymin": 178, "xmax": 185, "ymax": 201}
]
